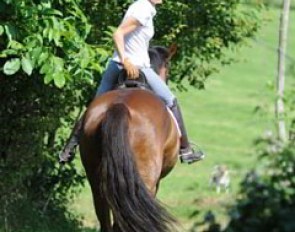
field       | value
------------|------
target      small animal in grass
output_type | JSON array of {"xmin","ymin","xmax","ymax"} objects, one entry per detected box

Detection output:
[{"xmin": 210, "ymin": 165, "xmax": 230, "ymax": 193}]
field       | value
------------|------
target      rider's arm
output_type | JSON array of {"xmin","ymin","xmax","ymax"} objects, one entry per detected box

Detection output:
[
  {"xmin": 113, "ymin": 17, "xmax": 141, "ymax": 63},
  {"xmin": 113, "ymin": 17, "xmax": 141, "ymax": 78}
]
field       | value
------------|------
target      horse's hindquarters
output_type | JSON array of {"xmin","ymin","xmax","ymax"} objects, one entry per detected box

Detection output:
[{"xmin": 80, "ymin": 89, "xmax": 179, "ymax": 232}]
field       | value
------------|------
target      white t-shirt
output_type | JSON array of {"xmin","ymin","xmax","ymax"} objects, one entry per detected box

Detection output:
[{"xmin": 112, "ymin": 0, "xmax": 156, "ymax": 68}]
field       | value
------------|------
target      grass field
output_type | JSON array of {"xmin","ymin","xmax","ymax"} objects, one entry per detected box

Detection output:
[{"xmin": 72, "ymin": 7, "xmax": 295, "ymax": 231}]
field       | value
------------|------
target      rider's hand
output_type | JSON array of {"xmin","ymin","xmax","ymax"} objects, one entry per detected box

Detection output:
[{"xmin": 123, "ymin": 58, "xmax": 139, "ymax": 79}]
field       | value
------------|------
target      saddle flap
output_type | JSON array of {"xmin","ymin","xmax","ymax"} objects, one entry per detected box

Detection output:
[{"xmin": 167, "ymin": 107, "xmax": 181, "ymax": 138}]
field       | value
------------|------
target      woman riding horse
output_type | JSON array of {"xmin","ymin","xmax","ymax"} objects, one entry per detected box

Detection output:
[
  {"xmin": 61, "ymin": 1, "xmax": 205, "ymax": 230},
  {"xmin": 60, "ymin": 0, "xmax": 204, "ymax": 164}
]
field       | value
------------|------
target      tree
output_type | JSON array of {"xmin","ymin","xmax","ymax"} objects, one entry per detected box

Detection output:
[
  {"xmin": 0, "ymin": 0, "xmax": 107, "ymax": 231},
  {"xmin": 83, "ymin": 0, "xmax": 260, "ymax": 89}
]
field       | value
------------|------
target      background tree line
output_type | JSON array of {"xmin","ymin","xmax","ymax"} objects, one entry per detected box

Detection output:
[{"xmin": 0, "ymin": 0, "xmax": 260, "ymax": 231}]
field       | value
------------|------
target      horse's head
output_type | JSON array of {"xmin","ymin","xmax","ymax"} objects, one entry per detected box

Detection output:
[{"xmin": 149, "ymin": 44, "xmax": 177, "ymax": 83}]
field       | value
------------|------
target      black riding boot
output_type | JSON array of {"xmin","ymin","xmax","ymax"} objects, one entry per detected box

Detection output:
[
  {"xmin": 59, "ymin": 116, "xmax": 84, "ymax": 163},
  {"xmin": 170, "ymin": 99, "xmax": 205, "ymax": 164}
]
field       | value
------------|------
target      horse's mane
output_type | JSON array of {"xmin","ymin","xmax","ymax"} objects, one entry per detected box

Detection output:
[{"xmin": 148, "ymin": 46, "xmax": 169, "ymax": 74}]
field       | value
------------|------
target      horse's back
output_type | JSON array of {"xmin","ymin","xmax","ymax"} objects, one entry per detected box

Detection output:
[{"xmin": 84, "ymin": 89, "xmax": 168, "ymax": 137}]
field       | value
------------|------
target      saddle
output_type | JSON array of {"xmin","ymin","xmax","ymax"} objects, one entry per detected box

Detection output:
[
  {"xmin": 116, "ymin": 70, "xmax": 151, "ymax": 90},
  {"xmin": 115, "ymin": 70, "xmax": 181, "ymax": 137}
]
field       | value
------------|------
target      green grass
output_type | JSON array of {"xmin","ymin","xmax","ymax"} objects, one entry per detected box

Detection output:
[{"xmin": 72, "ymin": 8, "xmax": 295, "ymax": 231}]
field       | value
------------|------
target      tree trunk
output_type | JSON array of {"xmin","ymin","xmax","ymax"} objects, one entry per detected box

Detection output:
[{"xmin": 275, "ymin": 0, "xmax": 291, "ymax": 142}]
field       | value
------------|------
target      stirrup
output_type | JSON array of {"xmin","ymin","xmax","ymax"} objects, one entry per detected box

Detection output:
[{"xmin": 179, "ymin": 142, "xmax": 205, "ymax": 164}]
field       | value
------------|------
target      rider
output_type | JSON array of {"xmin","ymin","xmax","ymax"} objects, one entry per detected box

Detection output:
[{"xmin": 59, "ymin": 0, "xmax": 204, "ymax": 164}]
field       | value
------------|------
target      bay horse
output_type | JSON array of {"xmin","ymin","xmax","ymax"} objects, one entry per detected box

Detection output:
[{"xmin": 79, "ymin": 46, "xmax": 179, "ymax": 232}]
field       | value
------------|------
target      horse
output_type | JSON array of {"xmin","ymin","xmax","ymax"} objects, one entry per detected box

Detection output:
[{"xmin": 79, "ymin": 45, "xmax": 179, "ymax": 232}]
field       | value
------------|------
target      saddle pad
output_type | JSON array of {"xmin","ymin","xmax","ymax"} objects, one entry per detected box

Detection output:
[{"xmin": 167, "ymin": 107, "xmax": 181, "ymax": 137}]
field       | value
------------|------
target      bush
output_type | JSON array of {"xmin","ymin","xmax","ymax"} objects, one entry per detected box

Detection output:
[
  {"xmin": 0, "ymin": 73, "xmax": 86, "ymax": 232},
  {"xmin": 0, "ymin": 0, "xmax": 102, "ymax": 230},
  {"xmin": 225, "ymin": 132, "xmax": 295, "ymax": 232}
]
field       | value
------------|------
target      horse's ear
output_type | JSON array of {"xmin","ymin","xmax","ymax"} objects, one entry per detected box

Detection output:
[{"xmin": 168, "ymin": 43, "xmax": 177, "ymax": 60}]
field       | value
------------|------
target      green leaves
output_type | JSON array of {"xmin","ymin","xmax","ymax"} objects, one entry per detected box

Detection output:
[
  {"xmin": 42, "ymin": 8, "xmax": 63, "ymax": 17},
  {"xmin": 2, "ymin": 50, "xmax": 34, "ymax": 76},
  {"xmin": 3, "ymin": 58, "xmax": 21, "ymax": 75},
  {"xmin": 53, "ymin": 73, "xmax": 66, "ymax": 88},
  {"xmin": 4, "ymin": 24, "xmax": 17, "ymax": 41},
  {"xmin": 21, "ymin": 56, "xmax": 33, "ymax": 76},
  {"xmin": 40, "ymin": 55, "xmax": 67, "ymax": 88},
  {"xmin": 0, "ymin": 25, "xmax": 4, "ymax": 36},
  {"xmin": 51, "ymin": 56, "xmax": 66, "ymax": 88},
  {"xmin": 0, "ymin": 0, "xmax": 108, "ymax": 88}
]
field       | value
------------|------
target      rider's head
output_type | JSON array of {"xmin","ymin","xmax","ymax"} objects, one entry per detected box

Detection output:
[{"xmin": 149, "ymin": 0, "xmax": 163, "ymax": 6}]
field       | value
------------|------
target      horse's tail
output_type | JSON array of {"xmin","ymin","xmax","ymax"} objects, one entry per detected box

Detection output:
[{"xmin": 98, "ymin": 103, "xmax": 176, "ymax": 232}]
